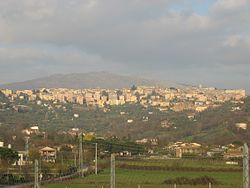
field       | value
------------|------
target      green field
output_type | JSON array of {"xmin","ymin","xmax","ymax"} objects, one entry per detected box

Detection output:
[{"xmin": 43, "ymin": 159, "xmax": 243, "ymax": 188}]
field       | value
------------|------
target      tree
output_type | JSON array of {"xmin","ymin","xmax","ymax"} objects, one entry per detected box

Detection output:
[
  {"xmin": 131, "ymin": 85, "xmax": 137, "ymax": 91},
  {"xmin": 101, "ymin": 90, "xmax": 108, "ymax": 97},
  {"xmin": 28, "ymin": 148, "xmax": 40, "ymax": 162},
  {"xmin": 0, "ymin": 147, "xmax": 19, "ymax": 165},
  {"xmin": 60, "ymin": 145, "xmax": 72, "ymax": 153},
  {"xmin": 59, "ymin": 145, "xmax": 73, "ymax": 160},
  {"xmin": 116, "ymin": 90, "xmax": 123, "ymax": 96},
  {"xmin": 134, "ymin": 92, "xmax": 140, "ymax": 101}
]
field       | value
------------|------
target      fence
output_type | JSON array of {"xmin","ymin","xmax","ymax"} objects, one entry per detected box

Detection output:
[{"xmin": 0, "ymin": 143, "xmax": 248, "ymax": 188}]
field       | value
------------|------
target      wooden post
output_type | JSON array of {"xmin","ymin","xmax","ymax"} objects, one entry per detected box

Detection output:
[{"xmin": 111, "ymin": 154, "xmax": 115, "ymax": 188}]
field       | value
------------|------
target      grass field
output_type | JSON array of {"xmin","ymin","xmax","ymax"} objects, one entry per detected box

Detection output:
[{"xmin": 43, "ymin": 159, "xmax": 243, "ymax": 188}]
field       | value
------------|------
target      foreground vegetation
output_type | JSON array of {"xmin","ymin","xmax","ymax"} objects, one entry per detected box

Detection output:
[
  {"xmin": 45, "ymin": 169, "xmax": 242, "ymax": 188},
  {"xmin": 44, "ymin": 159, "xmax": 243, "ymax": 188}
]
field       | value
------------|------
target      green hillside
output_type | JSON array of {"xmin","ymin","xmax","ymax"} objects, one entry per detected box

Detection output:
[{"xmin": 0, "ymin": 92, "xmax": 249, "ymax": 148}]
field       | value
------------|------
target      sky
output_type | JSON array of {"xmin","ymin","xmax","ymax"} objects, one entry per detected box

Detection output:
[{"xmin": 0, "ymin": 0, "xmax": 250, "ymax": 91}]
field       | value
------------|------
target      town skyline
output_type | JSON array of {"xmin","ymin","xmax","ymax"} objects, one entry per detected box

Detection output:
[{"xmin": 1, "ymin": 84, "xmax": 246, "ymax": 113}]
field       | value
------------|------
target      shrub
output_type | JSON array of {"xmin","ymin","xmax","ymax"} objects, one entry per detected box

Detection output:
[{"xmin": 163, "ymin": 176, "xmax": 220, "ymax": 185}]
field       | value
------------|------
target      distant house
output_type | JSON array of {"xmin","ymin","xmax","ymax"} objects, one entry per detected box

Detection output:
[
  {"xmin": 224, "ymin": 146, "xmax": 243, "ymax": 159},
  {"xmin": 119, "ymin": 151, "xmax": 132, "ymax": 157},
  {"xmin": 120, "ymin": 111, "xmax": 126, "ymax": 115},
  {"xmin": 176, "ymin": 143, "xmax": 202, "ymax": 158},
  {"xmin": 206, "ymin": 148, "xmax": 224, "ymax": 158},
  {"xmin": 14, "ymin": 151, "xmax": 28, "ymax": 166},
  {"xmin": 187, "ymin": 113, "xmax": 195, "ymax": 120},
  {"xmin": 73, "ymin": 114, "xmax": 79, "ymax": 118},
  {"xmin": 22, "ymin": 126, "xmax": 39, "ymax": 135},
  {"xmin": 235, "ymin": 123, "xmax": 247, "ymax": 130},
  {"xmin": 150, "ymin": 138, "xmax": 159, "ymax": 146},
  {"xmin": 67, "ymin": 128, "xmax": 80, "ymax": 136},
  {"xmin": 169, "ymin": 142, "xmax": 202, "ymax": 158},
  {"xmin": 39, "ymin": 146, "xmax": 57, "ymax": 163},
  {"xmin": 30, "ymin": 126, "xmax": 39, "ymax": 133},
  {"xmin": 160, "ymin": 120, "xmax": 171, "ymax": 128},
  {"xmin": 136, "ymin": 138, "xmax": 148, "ymax": 144},
  {"xmin": 127, "ymin": 119, "xmax": 133, "ymax": 123}
]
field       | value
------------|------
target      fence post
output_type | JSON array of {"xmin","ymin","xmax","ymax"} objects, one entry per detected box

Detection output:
[
  {"xmin": 110, "ymin": 154, "xmax": 115, "ymax": 188},
  {"xmin": 34, "ymin": 159, "xmax": 40, "ymax": 188},
  {"xmin": 95, "ymin": 143, "xmax": 98, "ymax": 175},
  {"xmin": 243, "ymin": 143, "xmax": 249, "ymax": 188},
  {"xmin": 209, "ymin": 182, "xmax": 211, "ymax": 188},
  {"xmin": 78, "ymin": 133, "xmax": 83, "ymax": 177}
]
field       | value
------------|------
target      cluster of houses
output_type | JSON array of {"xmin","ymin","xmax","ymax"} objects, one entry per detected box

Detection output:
[
  {"xmin": 0, "ymin": 140, "xmax": 56, "ymax": 165},
  {"xmin": 1, "ymin": 139, "xmax": 247, "ymax": 167},
  {"xmin": 0, "ymin": 128, "xmax": 248, "ymax": 168},
  {"xmin": 0, "ymin": 85, "xmax": 246, "ymax": 112},
  {"xmin": 167, "ymin": 142, "xmax": 246, "ymax": 160}
]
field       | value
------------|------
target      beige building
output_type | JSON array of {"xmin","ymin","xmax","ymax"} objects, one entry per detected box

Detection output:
[
  {"xmin": 39, "ymin": 146, "xmax": 57, "ymax": 163},
  {"xmin": 169, "ymin": 142, "xmax": 202, "ymax": 158},
  {"xmin": 1, "ymin": 89, "xmax": 13, "ymax": 97}
]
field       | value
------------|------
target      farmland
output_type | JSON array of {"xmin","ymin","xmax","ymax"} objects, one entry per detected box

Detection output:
[{"xmin": 44, "ymin": 159, "xmax": 243, "ymax": 188}]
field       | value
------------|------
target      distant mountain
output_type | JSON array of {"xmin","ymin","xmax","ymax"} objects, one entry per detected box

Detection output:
[{"xmin": 0, "ymin": 72, "xmax": 158, "ymax": 90}]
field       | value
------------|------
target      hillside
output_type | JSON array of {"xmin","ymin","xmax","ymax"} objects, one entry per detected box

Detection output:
[
  {"xmin": 0, "ymin": 91, "xmax": 249, "ymax": 148},
  {"xmin": 0, "ymin": 72, "xmax": 157, "ymax": 90}
]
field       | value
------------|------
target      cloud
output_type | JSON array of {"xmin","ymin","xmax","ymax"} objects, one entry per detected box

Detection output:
[
  {"xmin": 0, "ymin": 47, "xmax": 47, "ymax": 63},
  {"xmin": 213, "ymin": 0, "xmax": 249, "ymax": 11},
  {"xmin": 223, "ymin": 35, "xmax": 250, "ymax": 48},
  {"xmin": 0, "ymin": 0, "xmax": 249, "ymax": 90},
  {"xmin": 0, "ymin": 45, "xmax": 121, "ymax": 67},
  {"xmin": 0, "ymin": 45, "xmax": 124, "ymax": 83}
]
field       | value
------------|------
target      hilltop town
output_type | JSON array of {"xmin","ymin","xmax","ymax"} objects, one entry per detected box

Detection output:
[{"xmin": 0, "ymin": 85, "xmax": 246, "ymax": 113}]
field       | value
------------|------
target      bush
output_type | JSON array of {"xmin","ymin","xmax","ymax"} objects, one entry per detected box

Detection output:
[{"xmin": 163, "ymin": 176, "xmax": 220, "ymax": 185}]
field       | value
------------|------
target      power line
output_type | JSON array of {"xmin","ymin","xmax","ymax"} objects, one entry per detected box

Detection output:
[{"xmin": 83, "ymin": 140, "xmax": 145, "ymax": 153}]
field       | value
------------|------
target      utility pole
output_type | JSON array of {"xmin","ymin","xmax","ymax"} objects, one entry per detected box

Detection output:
[
  {"xmin": 74, "ymin": 152, "xmax": 77, "ymax": 168},
  {"xmin": 243, "ymin": 143, "xmax": 249, "ymax": 188},
  {"xmin": 78, "ymin": 133, "xmax": 83, "ymax": 177},
  {"xmin": 110, "ymin": 154, "xmax": 115, "ymax": 188},
  {"xmin": 95, "ymin": 143, "xmax": 98, "ymax": 175},
  {"xmin": 25, "ymin": 136, "xmax": 29, "ymax": 161},
  {"xmin": 61, "ymin": 153, "xmax": 64, "ymax": 165},
  {"xmin": 39, "ymin": 156, "xmax": 42, "ymax": 177},
  {"xmin": 34, "ymin": 160, "xmax": 40, "ymax": 188}
]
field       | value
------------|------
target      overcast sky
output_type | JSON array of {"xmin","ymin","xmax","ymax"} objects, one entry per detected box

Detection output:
[{"xmin": 0, "ymin": 0, "xmax": 249, "ymax": 90}]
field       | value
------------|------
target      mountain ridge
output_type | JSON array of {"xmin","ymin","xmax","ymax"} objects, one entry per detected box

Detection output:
[{"xmin": 0, "ymin": 72, "xmax": 161, "ymax": 90}]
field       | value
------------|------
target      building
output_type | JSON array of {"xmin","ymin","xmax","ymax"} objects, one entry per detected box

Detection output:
[
  {"xmin": 235, "ymin": 123, "xmax": 247, "ymax": 130},
  {"xmin": 224, "ymin": 146, "xmax": 243, "ymax": 159},
  {"xmin": 22, "ymin": 126, "xmax": 39, "ymax": 135},
  {"xmin": 15, "ymin": 151, "xmax": 28, "ymax": 166},
  {"xmin": 39, "ymin": 146, "xmax": 57, "ymax": 163},
  {"xmin": 169, "ymin": 142, "xmax": 202, "ymax": 158}
]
